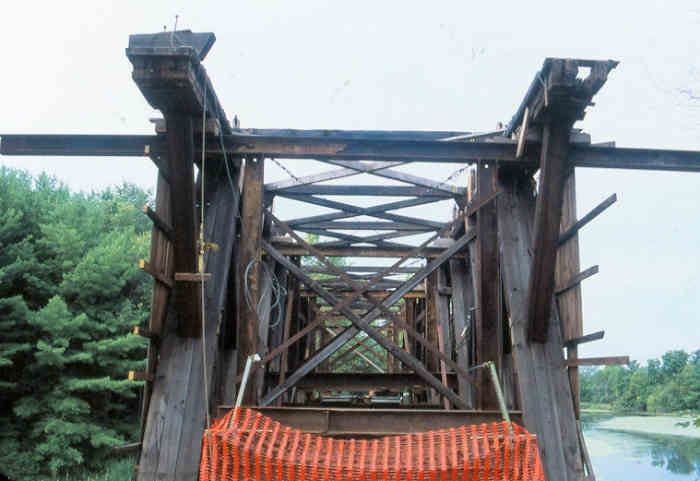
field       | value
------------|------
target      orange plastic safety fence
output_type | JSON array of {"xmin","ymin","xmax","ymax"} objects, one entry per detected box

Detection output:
[{"xmin": 200, "ymin": 408, "xmax": 545, "ymax": 481}]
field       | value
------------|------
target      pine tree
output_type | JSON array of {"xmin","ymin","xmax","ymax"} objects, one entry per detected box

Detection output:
[{"xmin": 0, "ymin": 168, "xmax": 151, "ymax": 480}]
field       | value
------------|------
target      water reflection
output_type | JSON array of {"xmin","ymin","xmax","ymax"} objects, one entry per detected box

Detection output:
[{"xmin": 582, "ymin": 414, "xmax": 700, "ymax": 481}]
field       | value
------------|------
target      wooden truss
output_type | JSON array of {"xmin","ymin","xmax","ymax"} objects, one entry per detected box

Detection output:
[{"xmin": 2, "ymin": 32, "xmax": 697, "ymax": 481}]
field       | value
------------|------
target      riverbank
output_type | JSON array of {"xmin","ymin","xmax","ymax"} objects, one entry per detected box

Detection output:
[{"xmin": 591, "ymin": 414, "xmax": 700, "ymax": 438}]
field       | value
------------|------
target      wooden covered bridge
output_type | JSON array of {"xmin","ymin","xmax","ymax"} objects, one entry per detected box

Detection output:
[{"xmin": 3, "ymin": 30, "xmax": 700, "ymax": 481}]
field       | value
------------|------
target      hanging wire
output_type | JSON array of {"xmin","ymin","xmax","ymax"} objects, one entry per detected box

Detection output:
[{"xmin": 244, "ymin": 258, "xmax": 288, "ymax": 331}]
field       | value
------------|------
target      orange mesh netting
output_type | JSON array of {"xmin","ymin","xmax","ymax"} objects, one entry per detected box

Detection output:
[{"xmin": 200, "ymin": 408, "xmax": 545, "ymax": 481}]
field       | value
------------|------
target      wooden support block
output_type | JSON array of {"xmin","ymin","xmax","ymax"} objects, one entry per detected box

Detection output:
[
  {"xmin": 132, "ymin": 326, "xmax": 157, "ymax": 340},
  {"xmin": 567, "ymin": 356, "xmax": 629, "ymax": 367},
  {"xmin": 139, "ymin": 259, "xmax": 174, "ymax": 288},
  {"xmin": 174, "ymin": 272, "xmax": 212, "ymax": 282},
  {"xmin": 128, "ymin": 370, "xmax": 153, "ymax": 382},
  {"xmin": 142, "ymin": 204, "xmax": 173, "ymax": 239},
  {"xmin": 555, "ymin": 265, "xmax": 599, "ymax": 296},
  {"xmin": 113, "ymin": 442, "xmax": 141, "ymax": 454},
  {"xmin": 564, "ymin": 330, "xmax": 605, "ymax": 349}
]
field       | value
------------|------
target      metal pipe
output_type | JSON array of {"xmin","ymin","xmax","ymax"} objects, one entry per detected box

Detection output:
[
  {"xmin": 487, "ymin": 361, "xmax": 515, "ymax": 439},
  {"xmin": 235, "ymin": 353, "xmax": 261, "ymax": 408}
]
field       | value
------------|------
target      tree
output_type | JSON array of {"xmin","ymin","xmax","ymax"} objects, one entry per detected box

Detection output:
[{"xmin": 0, "ymin": 168, "xmax": 150, "ymax": 480}]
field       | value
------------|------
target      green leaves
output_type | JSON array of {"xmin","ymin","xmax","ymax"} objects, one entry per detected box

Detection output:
[
  {"xmin": 581, "ymin": 349, "xmax": 700, "ymax": 414},
  {"xmin": 0, "ymin": 167, "xmax": 151, "ymax": 480}
]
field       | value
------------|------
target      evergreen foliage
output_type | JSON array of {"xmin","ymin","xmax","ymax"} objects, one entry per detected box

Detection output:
[
  {"xmin": 0, "ymin": 167, "xmax": 150, "ymax": 480},
  {"xmin": 580, "ymin": 349, "xmax": 700, "ymax": 414}
]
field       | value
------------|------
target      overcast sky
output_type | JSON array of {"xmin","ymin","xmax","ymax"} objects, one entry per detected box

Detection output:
[{"xmin": 2, "ymin": 0, "xmax": 699, "ymax": 363}]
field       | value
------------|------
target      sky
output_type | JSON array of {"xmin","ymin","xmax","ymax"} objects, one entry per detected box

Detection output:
[{"xmin": 1, "ymin": 0, "xmax": 699, "ymax": 362}]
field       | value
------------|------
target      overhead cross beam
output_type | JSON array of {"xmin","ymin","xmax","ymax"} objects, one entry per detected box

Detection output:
[
  {"xmin": 286, "ymin": 196, "xmax": 443, "ymax": 229},
  {"xmin": 319, "ymin": 159, "xmax": 466, "ymax": 197},
  {"xmin": 5, "ymin": 134, "xmax": 700, "ymax": 172}
]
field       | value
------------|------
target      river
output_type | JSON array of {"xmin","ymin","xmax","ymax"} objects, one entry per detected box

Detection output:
[{"xmin": 582, "ymin": 413, "xmax": 700, "ymax": 480}]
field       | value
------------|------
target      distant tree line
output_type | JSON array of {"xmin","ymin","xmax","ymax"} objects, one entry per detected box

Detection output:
[
  {"xmin": 0, "ymin": 167, "xmax": 151, "ymax": 480},
  {"xmin": 580, "ymin": 349, "xmax": 700, "ymax": 413}
]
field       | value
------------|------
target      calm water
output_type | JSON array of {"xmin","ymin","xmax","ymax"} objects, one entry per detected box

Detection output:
[{"xmin": 582, "ymin": 414, "xmax": 700, "ymax": 481}]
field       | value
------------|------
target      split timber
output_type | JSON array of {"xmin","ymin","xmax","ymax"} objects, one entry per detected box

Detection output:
[{"xmin": 3, "ymin": 31, "xmax": 700, "ymax": 481}]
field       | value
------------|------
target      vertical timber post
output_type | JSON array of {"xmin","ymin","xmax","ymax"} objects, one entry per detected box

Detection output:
[
  {"xmin": 475, "ymin": 164, "xmax": 501, "ymax": 409},
  {"xmin": 167, "ymin": 113, "xmax": 201, "ymax": 337},
  {"xmin": 556, "ymin": 169, "xmax": 584, "ymax": 417},
  {"xmin": 237, "ymin": 156, "xmax": 265, "ymax": 405}
]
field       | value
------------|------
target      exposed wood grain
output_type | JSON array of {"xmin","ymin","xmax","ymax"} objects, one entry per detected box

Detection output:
[
  {"xmin": 143, "ymin": 204, "xmax": 173, "ymax": 239},
  {"xmin": 558, "ymin": 193, "xmax": 617, "ymax": 246},
  {"xmin": 497, "ymin": 172, "xmax": 584, "ymax": 481},
  {"xmin": 568, "ymin": 356, "xmax": 629, "ymax": 366},
  {"xmin": 555, "ymin": 169, "xmax": 585, "ymax": 420},
  {"xmin": 556, "ymin": 265, "xmax": 598, "ymax": 296},
  {"xmin": 564, "ymin": 331, "xmax": 605, "ymax": 349},
  {"xmin": 527, "ymin": 116, "xmax": 573, "ymax": 342},
  {"xmin": 237, "ymin": 156, "xmax": 264, "ymax": 405},
  {"xmin": 449, "ymin": 258, "xmax": 474, "ymax": 406},
  {"xmin": 139, "ymin": 259, "xmax": 174, "ymax": 288},
  {"xmin": 475, "ymin": 165, "xmax": 501, "ymax": 409},
  {"xmin": 166, "ymin": 114, "xmax": 200, "ymax": 337}
]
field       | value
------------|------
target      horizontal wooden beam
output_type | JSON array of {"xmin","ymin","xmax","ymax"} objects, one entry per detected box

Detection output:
[
  {"xmin": 132, "ymin": 325, "xmax": 157, "ymax": 340},
  {"xmin": 303, "ymin": 265, "xmax": 421, "ymax": 274},
  {"xmin": 265, "ymin": 372, "xmax": 457, "ymax": 390},
  {"xmin": 567, "ymin": 356, "xmax": 629, "ymax": 366},
  {"xmin": 128, "ymin": 370, "xmax": 153, "ymax": 382},
  {"xmin": 222, "ymin": 133, "xmax": 524, "ymax": 162},
  {"xmin": 214, "ymin": 406, "xmax": 523, "ymax": 436},
  {"xmin": 174, "ymin": 272, "xmax": 212, "ymax": 282},
  {"xmin": 276, "ymin": 185, "xmax": 453, "ymax": 197},
  {"xmin": 563, "ymin": 330, "xmax": 605, "ymax": 349},
  {"xmin": 559, "ymin": 194, "xmax": 617, "ymax": 246},
  {"xmin": 296, "ymin": 221, "xmax": 436, "ymax": 231},
  {"xmin": 5, "ymin": 135, "xmax": 700, "ymax": 172},
  {"xmin": 0, "ymin": 134, "xmax": 159, "ymax": 156},
  {"xmin": 271, "ymin": 242, "xmax": 464, "ymax": 258},
  {"xmin": 555, "ymin": 265, "xmax": 599, "ymax": 295}
]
